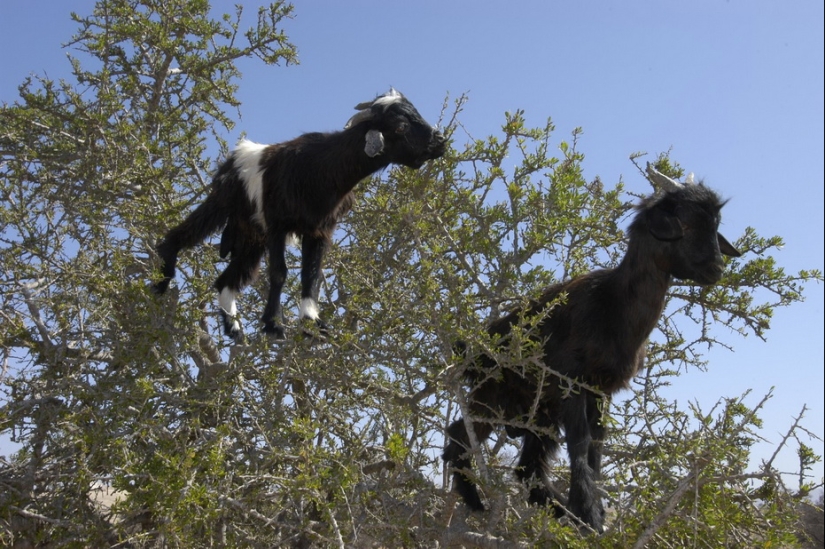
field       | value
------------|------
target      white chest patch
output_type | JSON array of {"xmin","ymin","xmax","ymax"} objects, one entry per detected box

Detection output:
[{"xmin": 234, "ymin": 139, "xmax": 268, "ymax": 229}]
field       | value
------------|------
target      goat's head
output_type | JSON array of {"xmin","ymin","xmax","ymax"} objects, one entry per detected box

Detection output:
[
  {"xmin": 345, "ymin": 88, "xmax": 446, "ymax": 168},
  {"xmin": 635, "ymin": 163, "xmax": 742, "ymax": 285}
]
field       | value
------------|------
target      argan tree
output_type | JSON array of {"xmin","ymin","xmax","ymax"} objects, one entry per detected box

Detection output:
[{"xmin": 1, "ymin": 2, "xmax": 821, "ymax": 548}]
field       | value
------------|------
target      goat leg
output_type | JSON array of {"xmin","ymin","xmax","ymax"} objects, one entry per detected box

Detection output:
[
  {"xmin": 261, "ymin": 233, "xmax": 288, "ymax": 339},
  {"xmin": 214, "ymin": 236, "xmax": 265, "ymax": 340},
  {"xmin": 443, "ymin": 418, "xmax": 492, "ymax": 511},
  {"xmin": 563, "ymin": 398, "xmax": 605, "ymax": 533},
  {"xmin": 299, "ymin": 235, "xmax": 330, "ymax": 339}
]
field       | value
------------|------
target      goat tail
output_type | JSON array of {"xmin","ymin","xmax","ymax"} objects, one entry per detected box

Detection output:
[{"xmin": 152, "ymin": 163, "xmax": 240, "ymax": 294}]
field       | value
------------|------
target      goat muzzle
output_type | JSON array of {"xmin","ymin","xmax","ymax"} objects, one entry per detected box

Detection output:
[{"xmin": 429, "ymin": 131, "xmax": 447, "ymax": 158}]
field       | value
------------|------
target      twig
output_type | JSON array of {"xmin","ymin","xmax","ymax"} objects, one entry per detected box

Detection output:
[
  {"xmin": 11, "ymin": 505, "xmax": 73, "ymax": 528},
  {"xmin": 442, "ymin": 529, "xmax": 529, "ymax": 549},
  {"xmin": 631, "ymin": 454, "xmax": 710, "ymax": 549}
]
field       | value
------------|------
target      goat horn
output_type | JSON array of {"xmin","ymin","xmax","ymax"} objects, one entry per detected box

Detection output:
[
  {"xmin": 344, "ymin": 109, "xmax": 373, "ymax": 129},
  {"xmin": 646, "ymin": 162, "xmax": 684, "ymax": 192},
  {"xmin": 345, "ymin": 89, "xmax": 405, "ymax": 129},
  {"xmin": 353, "ymin": 100, "xmax": 375, "ymax": 111},
  {"xmin": 354, "ymin": 88, "xmax": 403, "ymax": 112}
]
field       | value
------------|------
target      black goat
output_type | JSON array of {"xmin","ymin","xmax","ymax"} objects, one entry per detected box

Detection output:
[
  {"xmin": 153, "ymin": 89, "xmax": 446, "ymax": 339},
  {"xmin": 443, "ymin": 164, "xmax": 741, "ymax": 532}
]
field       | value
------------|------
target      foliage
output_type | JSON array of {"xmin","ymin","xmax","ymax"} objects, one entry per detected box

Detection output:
[{"xmin": 0, "ymin": 2, "xmax": 821, "ymax": 547}]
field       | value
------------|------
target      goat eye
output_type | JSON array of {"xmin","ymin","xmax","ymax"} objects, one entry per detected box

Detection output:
[{"xmin": 395, "ymin": 122, "xmax": 409, "ymax": 134}]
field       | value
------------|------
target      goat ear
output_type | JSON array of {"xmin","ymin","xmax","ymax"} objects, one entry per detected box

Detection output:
[
  {"xmin": 647, "ymin": 207, "xmax": 683, "ymax": 241},
  {"xmin": 364, "ymin": 129, "xmax": 385, "ymax": 157},
  {"xmin": 717, "ymin": 233, "xmax": 742, "ymax": 257}
]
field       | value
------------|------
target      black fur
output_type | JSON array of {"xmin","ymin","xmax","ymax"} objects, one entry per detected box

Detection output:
[
  {"xmin": 443, "ymin": 182, "xmax": 741, "ymax": 533},
  {"xmin": 153, "ymin": 89, "xmax": 446, "ymax": 339}
]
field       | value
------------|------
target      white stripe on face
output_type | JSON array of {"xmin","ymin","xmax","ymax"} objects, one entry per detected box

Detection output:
[
  {"xmin": 234, "ymin": 139, "xmax": 268, "ymax": 229},
  {"xmin": 372, "ymin": 88, "xmax": 404, "ymax": 110}
]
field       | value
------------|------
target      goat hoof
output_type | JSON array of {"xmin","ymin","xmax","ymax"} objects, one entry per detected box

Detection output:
[
  {"xmin": 220, "ymin": 312, "xmax": 243, "ymax": 340},
  {"xmin": 300, "ymin": 318, "xmax": 330, "ymax": 341},
  {"xmin": 316, "ymin": 318, "xmax": 331, "ymax": 334},
  {"xmin": 151, "ymin": 278, "xmax": 170, "ymax": 295},
  {"xmin": 226, "ymin": 327, "xmax": 243, "ymax": 342},
  {"xmin": 262, "ymin": 322, "xmax": 286, "ymax": 340},
  {"xmin": 552, "ymin": 501, "xmax": 566, "ymax": 519},
  {"xmin": 571, "ymin": 505, "xmax": 605, "ymax": 534},
  {"xmin": 463, "ymin": 499, "xmax": 486, "ymax": 513},
  {"xmin": 528, "ymin": 487, "xmax": 557, "ymax": 508},
  {"xmin": 454, "ymin": 486, "xmax": 486, "ymax": 512}
]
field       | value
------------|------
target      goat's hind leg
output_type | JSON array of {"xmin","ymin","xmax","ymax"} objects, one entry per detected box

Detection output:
[
  {"xmin": 515, "ymin": 431, "xmax": 566, "ymax": 512},
  {"xmin": 153, "ymin": 193, "xmax": 229, "ymax": 295},
  {"xmin": 215, "ymin": 238, "xmax": 265, "ymax": 340},
  {"xmin": 153, "ymin": 238, "xmax": 180, "ymax": 295},
  {"xmin": 443, "ymin": 418, "xmax": 493, "ymax": 511}
]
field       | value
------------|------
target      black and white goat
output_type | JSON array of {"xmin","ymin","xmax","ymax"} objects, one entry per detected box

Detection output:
[
  {"xmin": 443, "ymin": 164, "xmax": 741, "ymax": 532},
  {"xmin": 153, "ymin": 89, "xmax": 446, "ymax": 339}
]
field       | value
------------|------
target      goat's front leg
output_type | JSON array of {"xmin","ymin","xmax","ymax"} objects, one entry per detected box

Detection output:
[
  {"xmin": 562, "ymin": 395, "xmax": 605, "ymax": 533},
  {"xmin": 261, "ymin": 232, "xmax": 288, "ymax": 339},
  {"xmin": 443, "ymin": 418, "xmax": 493, "ymax": 511},
  {"xmin": 299, "ymin": 234, "xmax": 329, "ymax": 335}
]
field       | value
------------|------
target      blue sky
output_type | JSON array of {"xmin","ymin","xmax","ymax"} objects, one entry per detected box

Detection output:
[{"xmin": 1, "ymin": 1, "xmax": 822, "ymax": 486}]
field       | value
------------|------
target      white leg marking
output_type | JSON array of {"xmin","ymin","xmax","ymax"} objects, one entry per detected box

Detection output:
[
  {"xmin": 234, "ymin": 139, "xmax": 267, "ymax": 230},
  {"xmin": 286, "ymin": 232, "xmax": 301, "ymax": 248},
  {"xmin": 299, "ymin": 297, "xmax": 320, "ymax": 321},
  {"xmin": 219, "ymin": 287, "xmax": 240, "ymax": 332}
]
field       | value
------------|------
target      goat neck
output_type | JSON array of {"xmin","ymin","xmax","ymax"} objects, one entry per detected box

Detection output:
[
  {"xmin": 609, "ymin": 231, "xmax": 672, "ymax": 343},
  {"xmin": 326, "ymin": 126, "xmax": 395, "ymax": 194}
]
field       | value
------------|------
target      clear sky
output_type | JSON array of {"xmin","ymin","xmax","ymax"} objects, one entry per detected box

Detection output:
[{"xmin": 1, "ymin": 1, "xmax": 822, "ymax": 487}]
